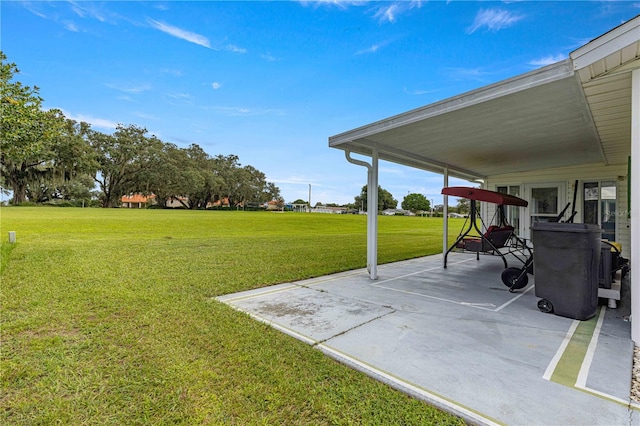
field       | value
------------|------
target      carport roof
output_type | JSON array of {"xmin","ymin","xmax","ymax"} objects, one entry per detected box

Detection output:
[{"xmin": 329, "ymin": 15, "xmax": 640, "ymax": 181}]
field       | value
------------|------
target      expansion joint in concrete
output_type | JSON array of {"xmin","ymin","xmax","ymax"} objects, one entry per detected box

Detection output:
[{"xmin": 312, "ymin": 309, "xmax": 397, "ymax": 347}]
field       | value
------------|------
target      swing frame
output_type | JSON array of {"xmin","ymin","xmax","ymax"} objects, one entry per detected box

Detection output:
[{"xmin": 442, "ymin": 187, "xmax": 531, "ymax": 268}]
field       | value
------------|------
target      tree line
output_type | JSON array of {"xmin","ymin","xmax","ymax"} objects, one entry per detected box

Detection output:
[
  {"xmin": 0, "ymin": 52, "xmax": 281, "ymax": 208},
  {"xmin": 351, "ymin": 185, "xmax": 468, "ymax": 214}
]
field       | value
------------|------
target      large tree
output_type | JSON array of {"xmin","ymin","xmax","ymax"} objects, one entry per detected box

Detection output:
[
  {"xmin": 211, "ymin": 154, "xmax": 241, "ymax": 206},
  {"xmin": 55, "ymin": 174, "xmax": 96, "ymax": 203},
  {"xmin": 237, "ymin": 165, "xmax": 267, "ymax": 204},
  {"xmin": 139, "ymin": 143, "xmax": 218, "ymax": 209},
  {"xmin": 179, "ymin": 144, "xmax": 219, "ymax": 209},
  {"xmin": 210, "ymin": 154, "xmax": 250, "ymax": 208},
  {"xmin": 354, "ymin": 185, "xmax": 397, "ymax": 212},
  {"xmin": 89, "ymin": 124, "xmax": 163, "ymax": 208},
  {"xmin": 209, "ymin": 154, "xmax": 280, "ymax": 209},
  {"xmin": 401, "ymin": 193, "xmax": 430, "ymax": 213},
  {"xmin": 0, "ymin": 52, "xmax": 76, "ymax": 204},
  {"xmin": 456, "ymin": 197, "xmax": 470, "ymax": 214},
  {"xmin": 263, "ymin": 182, "xmax": 281, "ymax": 203},
  {"xmin": 29, "ymin": 119, "xmax": 97, "ymax": 203}
]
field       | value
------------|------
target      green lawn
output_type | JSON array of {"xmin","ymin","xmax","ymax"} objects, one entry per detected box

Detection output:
[{"xmin": 1, "ymin": 207, "xmax": 466, "ymax": 425}]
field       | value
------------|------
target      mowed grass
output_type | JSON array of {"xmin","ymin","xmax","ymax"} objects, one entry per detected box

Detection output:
[{"xmin": 1, "ymin": 207, "xmax": 466, "ymax": 425}]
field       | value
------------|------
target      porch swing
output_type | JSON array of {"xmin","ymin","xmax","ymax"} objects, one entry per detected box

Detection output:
[{"xmin": 442, "ymin": 187, "xmax": 531, "ymax": 270}]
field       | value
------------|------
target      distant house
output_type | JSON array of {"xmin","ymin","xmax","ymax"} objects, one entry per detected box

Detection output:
[
  {"xmin": 208, "ymin": 197, "xmax": 231, "ymax": 208},
  {"xmin": 448, "ymin": 213, "xmax": 467, "ymax": 219},
  {"xmin": 382, "ymin": 208, "xmax": 413, "ymax": 216},
  {"xmin": 288, "ymin": 203, "xmax": 309, "ymax": 212},
  {"xmin": 266, "ymin": 200, "xmax": 281, "ymax": 211},
  {"xmin": 312, "ymin": 205, "xmax": 347, "ymax": 214},
  {"xmin": 121, "ymin": 194, "xmax": 155, "ymax": 208},
  {"xmin": 120, "ymin": 193, "xmax": 281, "ymax": 210},
  {"xmin": 166, "ymin": 196, "xmax": 189, "ymax": 208},
  {"xmin": 120, "ymin": 194, "xmax": 187, "ymax": 208}
]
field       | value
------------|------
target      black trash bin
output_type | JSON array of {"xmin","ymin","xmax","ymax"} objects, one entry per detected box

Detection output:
[
  {"xmin": 599, "ymin": 242, "xmax": 613, "ymax": 289},
  {"xmin": 532, "ymin": 222, "xmax": 601, "ymax": 320}
]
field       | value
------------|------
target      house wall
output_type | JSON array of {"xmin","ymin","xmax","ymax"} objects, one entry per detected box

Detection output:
[
  {"xmin": 122, "ymin": 201, "xmax": 143, "ymax": 208},
  {"xmin": 485, "ymin": 162, "xmax": 630, "ymax": 258},
  {"xmin": 166, "ymin": 198, "xmax": 187, "ymax": 208}
]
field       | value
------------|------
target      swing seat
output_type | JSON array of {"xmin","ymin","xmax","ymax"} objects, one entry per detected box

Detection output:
[
  {"xmin": 441, "ymin": 187, "xmax": 529, "ymax": 269},
  {"xmin": 460, "ymin": 225, "xmax": 514, "ymax": 253}
]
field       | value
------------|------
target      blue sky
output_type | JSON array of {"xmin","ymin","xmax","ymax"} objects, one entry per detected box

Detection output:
[{"xmin": 2, "ymin": 1, "xmax": 639, "ymax": 206}]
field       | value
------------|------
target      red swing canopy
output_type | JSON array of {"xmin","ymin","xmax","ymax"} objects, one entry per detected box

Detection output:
[{"xmin": 441, "ymin": 187, "xmax": 528, "ymax": 207}]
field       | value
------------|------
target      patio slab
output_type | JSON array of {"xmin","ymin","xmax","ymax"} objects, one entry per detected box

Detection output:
[{"xmin": 217, "ymin": 253, "xmax": 637, "ymax": 425}]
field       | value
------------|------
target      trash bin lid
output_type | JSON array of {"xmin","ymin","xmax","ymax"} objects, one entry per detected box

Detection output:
[{"xmin": 531, "ymin": 222, "xmax": 601, "ymax": 233}]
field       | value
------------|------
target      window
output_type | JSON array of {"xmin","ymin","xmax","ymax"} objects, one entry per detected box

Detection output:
[
  {"xmin": 497, "ymin": 185, "xmax": 521, "ymax": 234},
  {"xmin": 584, "ymin": 181, "xmax": 617, "ymax": 241},
  {"xmin": 530, "ymin": 186, "xmax": 559, "ymax": 223}
]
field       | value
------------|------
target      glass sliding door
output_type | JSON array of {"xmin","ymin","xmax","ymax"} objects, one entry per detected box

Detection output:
[
  {"xmin": 583, "ymin": 182, "xmax": 599, "ymax": 225},
  {"xmin": 584, "ymin": 181, "xmax": 617, "ymax": 241},
  {"xmin": 497, "ymin": 185, "xmax": 522, "ymax": 234}
]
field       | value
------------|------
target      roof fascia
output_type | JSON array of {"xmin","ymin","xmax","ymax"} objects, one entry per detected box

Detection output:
[{"xmin": 570, "ymin": 15, "xmax": 640, "ymax": 70}]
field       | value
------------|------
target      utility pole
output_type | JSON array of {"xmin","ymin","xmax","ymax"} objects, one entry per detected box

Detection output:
[{"xmin": 308, "ymin": 183, "xmax": 311, "ymax": 213}]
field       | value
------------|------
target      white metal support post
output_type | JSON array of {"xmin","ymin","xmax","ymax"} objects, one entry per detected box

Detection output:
[
  {"xmin": 344, "ymin": 149, "xmax": 379, "ymax": 280},
  {"xmin": 631, "ymin": 69, "xmax": 640, "ymax": 343},
  {"xmin": 442, "ymin": 166, "xmax": 449, "ymax": 267},
  {"xmin": 368, "ymin": 148, "xmax": 379, "ymax": 279}
]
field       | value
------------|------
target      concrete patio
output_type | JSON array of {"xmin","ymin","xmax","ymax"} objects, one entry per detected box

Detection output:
[{"xmin": 217, "ymin": 253, "xmax": 638, "ymax": 425}]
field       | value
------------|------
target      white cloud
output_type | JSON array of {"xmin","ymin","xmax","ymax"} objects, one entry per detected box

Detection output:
[
  {"xmin": 64, "ymin": 21, "xmax": 80, "ymax": 32},
  {"xmin": 211, "ymin": 106, "xmax": 251, "ymax": 115},
  {"xmin": 106, "ymin": 83, "xmax": 151, "ymax": 94},
  {"xmin": 374, "ymin": 1, "xmax": 422, "ymax": 23},
  {"xmin": 68, "ymin": 1, "xmax": 107, "ymax": 23},
  {"xmin": 22, "ymin": 1, "xmax": 111, "ymax": 30},
  {"xmin": 148, "ymin": 19, "xmax": 211, "ymax": 49},
  {"xmin": 355, "ymin": 44, "xmax": 380, "ymax": 55},
  {"xmin": 298, "ymin": 1, "xmax": 366, "ymax": 9},
  {"xmin": 225, "ymin": 44, "xmax": 247, "ymax": 53},
  {"xmin": 134, "ymin": 111, "xmax": 159, "ymax": 121},
  {"xmin": 529, "ymin": 54, "xmax": 566, "ymax": 67},
  {"xmin": 165, "ymin": 92, "xmax": 193, "ymax": 106},
  {"xmin": 445, "ymin": 67, "xmax": 491, "ymax": 82},
  {"xmin": 403, "ymin": 87, "xmax": 437, "ymax": 96},
  {"xmin": 60, "ymin": 110, "xmax": 118, "ymax": 130},
  {"xmin": 69, "ymin": 1, "xmax": 87, "ymax": 18},
  {"xmin": 167, "ymin": 92, "xmax": 192, "ymax": 100},
  {"xmin": 161, "ymin": 68, "xmax": 183, "ymax": 77},
  {"xmin": 355, "ymin": 38, "xmax": 393, "ymax": 55},
  {"xmin": 261, "ymin": 52, "xmax": 277, "ymax": 62},
  {"xmin": 212, "ymin": 82, "xmax": 222, "ymax": 90},
  {"xmin": 299, "ymin": 0, "xmax": 421, "ymax": 23},
  {"xmin": 23, "ymin": 2, "xmax": 48, "ymax": 19},
  {"xmin": 207, "ymin": 106, "xmax": 285, "ymax": 117},
  {"xmin": 374, "ymin": 4, "xmax": 399, "ymax": 23},
  {"xmin": 467, "ymin": 8, "xmax": 524, "ymax": 34}
]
